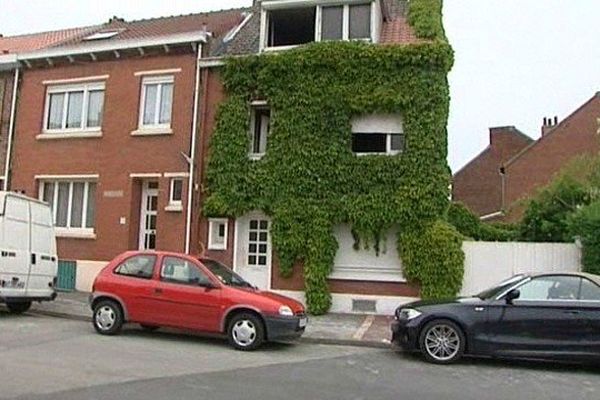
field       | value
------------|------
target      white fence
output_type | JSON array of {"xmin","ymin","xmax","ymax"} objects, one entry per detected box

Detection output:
[{"xmin": 460, "ymin": 241, "xmax": 582, "ymax": 297}]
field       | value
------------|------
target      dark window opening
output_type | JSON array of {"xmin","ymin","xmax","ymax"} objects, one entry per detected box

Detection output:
[
  {"xmin": 349, "ymin": 4, "xmax": 371, "ymax": 39},
  {"xmin": 390, "ymin": 134, "xmax": 405, "ymax": 152},
  {"xmin": 352, "ymin": 133, "xmax": 386, "ymax": 153},
  {"xmin": 251, "ymin": 107, "xmax": 270, "ymax": 155},
  {"xmin": 268, "ymin": 8, "xmax": 316, "ymax": 47},
  {"xmin": 321, "ymin": 6, "xmax": 343, "ymax": 40}
]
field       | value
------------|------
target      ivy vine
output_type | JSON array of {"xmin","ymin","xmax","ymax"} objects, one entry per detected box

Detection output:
[{"xmin": 204, "ymin": 0, "xmax": 463, "ymax": 314}]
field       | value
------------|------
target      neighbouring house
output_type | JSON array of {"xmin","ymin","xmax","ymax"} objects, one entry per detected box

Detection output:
[
  {"xmin": 1, "ymin": 10, "xmax": 248, "ymax": 289},
  {"xmin": 452, "ymin": 126, "xmax": 533, "ymax": 220},
  {"xmin": 453, "ymin": 92, "xmax": 600, "ymax": 223},
  {"xmin": 197, "ymin": 0, "xmax": 456, "ymax": 314},
  {"xmin": 1, "ymin": 27, "xmax": 93, "ymax": 190}
]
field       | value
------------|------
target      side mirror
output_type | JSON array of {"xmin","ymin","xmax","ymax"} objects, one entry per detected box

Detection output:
[{"xmin": 505, "ymin": 289, "xmax": 520, "ymax": 304}]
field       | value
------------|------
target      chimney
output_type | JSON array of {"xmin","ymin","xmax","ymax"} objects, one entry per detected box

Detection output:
[{"xmin": 541, "ymin": 116, "xmax": 558, "ymax": 136}]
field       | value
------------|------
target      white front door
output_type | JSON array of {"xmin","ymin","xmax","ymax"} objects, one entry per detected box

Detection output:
[
  {"xmin": 139, "ymin": 181, "xmax": 158, "ymax": 250},
  {"xmin": 235, "ymin": 213, "xmax": 271, "ymax": 290}
]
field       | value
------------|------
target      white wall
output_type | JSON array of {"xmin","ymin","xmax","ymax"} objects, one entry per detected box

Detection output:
[
  {"xmin": 75, "ymin": 260, "xmax": 108, "ymax": 292},
  {"xmin": 460, "ymin": 241, "xmax": 581, "ymax": 297}
]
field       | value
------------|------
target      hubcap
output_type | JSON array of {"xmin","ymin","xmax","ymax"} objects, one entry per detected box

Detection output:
[
  {"xmin": 95, "ymin": 306, "xmax": 116, "ymax": 331},
  {"xmin": 232, "ymin": 320, "xmax": 257, "ymax": 347},
  {"xmin": 424, "ymin": 324, "xmax": 460, "ymax": 361}
]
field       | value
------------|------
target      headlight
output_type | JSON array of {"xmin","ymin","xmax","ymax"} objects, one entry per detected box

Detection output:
[
  {"xmin": 278, "ymin": 305, "xmax": 294, "ymax": 316},
  {"xmin": 397, "ymin": 308, "xmax": 422, "ymax": 320}
]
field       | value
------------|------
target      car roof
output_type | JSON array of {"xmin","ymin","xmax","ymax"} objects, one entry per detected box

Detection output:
[{"xmin": 528, "ymin": 271, "xmax": 600, "ymax": 286}]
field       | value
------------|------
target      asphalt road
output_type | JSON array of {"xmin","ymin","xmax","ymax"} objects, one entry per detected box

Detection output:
[{"xmin": 1, "ymin": 310, "xmax": 599, "ymax": 400}]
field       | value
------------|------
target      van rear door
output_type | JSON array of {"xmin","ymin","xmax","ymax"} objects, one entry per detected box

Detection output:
[
  {"xmin": 0, "ymin": 195, "xmax": 31, "ymax": 297},
  {"xmin": 27, "ymin": 201, "xmax": 57, "ymax": 298}
]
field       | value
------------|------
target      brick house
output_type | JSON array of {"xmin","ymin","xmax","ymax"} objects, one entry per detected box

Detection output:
[
  {"xmin": 1, "ymin": 10, "xmax": 247, "ymax": 288},
  {"xmin": 453, "ymin": 92, "xmax": 600, "ymax": 222},
  {"xmin": 452, "ymin": 126, "xmax": 532, "ymax": 219},
  {"xmin": 195, "ymin": 0, "xmax": 445, "ymax": 314},
  {"xmin": 1, "ymin": 27, "xmax": 93, "ymax": 189}
]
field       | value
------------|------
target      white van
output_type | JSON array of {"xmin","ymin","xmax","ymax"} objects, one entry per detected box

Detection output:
[{"xmin": 0, "ymin": 192, "xmax": 58, "ymax": 314}]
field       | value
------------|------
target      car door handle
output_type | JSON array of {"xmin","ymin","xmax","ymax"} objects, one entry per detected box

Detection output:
[
  {"xmin": 474, "ymin": 307, "xmax": 485, "ymax": 312},
  {"xmin": 563, "ymin": 310, "xmax": 581, "ymax": 315},
  {"xmin": 154, "ymin": 288, "xmax": 163, "ymax": 295}
]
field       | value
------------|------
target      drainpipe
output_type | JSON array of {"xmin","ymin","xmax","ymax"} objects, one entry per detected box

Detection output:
[
  {"xmin": 185, "ymin": 43, "xmax": 203, "ymax": 254},
  {"xmin": 3, "ymin": 67, "xmax": 20, "ymax": 191}
]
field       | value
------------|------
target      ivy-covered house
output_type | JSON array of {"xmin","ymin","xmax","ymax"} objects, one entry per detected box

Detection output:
[{"xmin": 196, "ymin": 0, "xmax": 462, "ymax": 314}]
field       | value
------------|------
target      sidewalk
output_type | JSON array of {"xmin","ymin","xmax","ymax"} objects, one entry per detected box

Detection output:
[{"xmin": 28, "ymin": 291, "xmax": 393, "ymax": 349}]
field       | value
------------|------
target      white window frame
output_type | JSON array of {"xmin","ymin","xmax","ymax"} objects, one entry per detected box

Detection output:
[
  {"xmin": 351, "ymin": 114, "xmax": 404, "ymax": 156},
  {"xmin": 38, "ymin": 179, "xmax": 97, "ymax": 238},
  {"xmin": 208, "ymin": 218, "xmax": 229, "ymax": 250},
  {"xmin": 137, "ymin": 75, "xmax": 174, "ymax": 134},
  {"xmin": 260, "ymin": 1, "xmax": 375, "ymax": 52},
  {"xmin": 249, "ymin": 101, "xmax": 270, "ymax": 160},
  {"xmin": 42, "ymin": 81, "xmax": 105, "ymax": 135},
  {"xmin": 352, "ymin": 132, "xmax": 404, "ymax": 156},
  {"xmin": 166, "ymin": 178, "xmax": 184, "ymax": 211}
]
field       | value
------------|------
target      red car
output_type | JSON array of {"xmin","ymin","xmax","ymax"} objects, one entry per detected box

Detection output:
[{"xmin": 89, "ymin": 251, "xmax": 307, "ymax": 350}]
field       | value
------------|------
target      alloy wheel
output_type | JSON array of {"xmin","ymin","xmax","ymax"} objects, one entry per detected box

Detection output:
[{"xmin": 424, "ymin": 324, "xmax": 461, "ymax": 362}]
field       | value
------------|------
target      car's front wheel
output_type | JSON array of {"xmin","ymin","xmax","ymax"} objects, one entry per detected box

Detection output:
[
  {"xmin": 6, "ymin": 301, "xmax": 32, "ymax": 314},
  {"xmin": 93, "ymin": 300, "xmax": 124, "ymax": 335},
  {"xmin": 419, "ymin": 319, "xmax": 465, "ymax": 364},
  {"xmin": 227, "ymin": 313, "xmax": 265, "ymax": 351}
]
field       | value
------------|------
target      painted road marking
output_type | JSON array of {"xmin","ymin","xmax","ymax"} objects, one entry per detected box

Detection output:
[{"xmin": 352, "ymin": 315, "xmax": 375, "ymax": 340}]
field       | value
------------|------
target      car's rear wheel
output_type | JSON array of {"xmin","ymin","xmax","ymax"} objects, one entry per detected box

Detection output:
[
  {"xmin": 140, "ymin": 324, "xmax": 159, "ymax": 332},
  {"xmin": 6, "ymin": 301, "xmax": 32, "ymax": 314},
  {"xmin": 93, "ymin": 300, "xmax": 123, "ymax": 335},
  {"xmin": 227, "ymin": 313, "xmax": 265, "ymax": 351},
  {"xmin": 419, "ymin": 319, "xmax": 465, "ymax": 364}
]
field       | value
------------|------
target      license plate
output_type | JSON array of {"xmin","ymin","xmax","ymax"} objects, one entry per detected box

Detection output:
[{"xmin": 299, "ymin": 317, "xmax": 307, "ymax": 328}]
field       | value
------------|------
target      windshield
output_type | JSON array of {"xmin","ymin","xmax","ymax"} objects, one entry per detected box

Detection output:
[
  {"xmin": 201, "ymin": 259, "xmax": 253, "ymax": 288},
  {"xmin": 475, "ymin": 274, "xmax": 528, "ymax": 300}
]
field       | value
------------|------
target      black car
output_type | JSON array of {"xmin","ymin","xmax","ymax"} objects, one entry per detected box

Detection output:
[{"xmin": 391, "ymin": 272, "xmax": 600, "ymax": 364}]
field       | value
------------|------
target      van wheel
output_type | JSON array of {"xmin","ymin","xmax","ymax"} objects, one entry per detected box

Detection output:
[
  {"xmin": 6, "ymin": 301, "xmax": 32, "ymax": 314},
  {"xmin": 93, "ymin": 300, "xmax": 123, "ymax": 335},
  {"xmin": 140, "ymin": 324, "xmax": 159, "ymax": 332},
  {"xmin": 227, "ymin": 313, "xmax": 265, "ymax": 351}
]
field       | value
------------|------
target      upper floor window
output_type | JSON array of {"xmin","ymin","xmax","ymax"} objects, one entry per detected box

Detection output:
[
  {"xmin": 249, "ymin": 102, "xmax": 270, "ymax": 159},
  {"xmin": 261, "ymin": 1, "xmax": 374, "ymax": 51},
  {"xmin": 139, "ymin": 75, "xmax": 174, "ymax": 131},
  {"xmin": 44, "ymin": 82, "xmax": 105, "ymax": 133},
  {"xmin": 351, "ymin": 114, "xmax": 404, "ymax": 156}
]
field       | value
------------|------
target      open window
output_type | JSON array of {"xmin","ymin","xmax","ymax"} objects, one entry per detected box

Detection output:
[
  {"xmin": 351, "ymin": 114, "xmax": 404, "ymax": 156},
  {"xmin": 249, "ymin": 102, "xmax": 271, "ymax": 159},
  {"xmin": 267, "ymin": 7, "xmax": 316, "ymax": 48}
]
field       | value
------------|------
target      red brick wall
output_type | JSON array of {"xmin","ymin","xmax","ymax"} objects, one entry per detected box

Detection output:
[
  {"xmin": 452, "ymin": 127, "xmax": 532, "ymax": 216},
  {"xmin": 503, "ymin": 94, "xmax": 600, "ymax": 221},
  {"xmin": 195, "ymin": 67, "xmax": 419, "ymax": 296},
  {"xmin": 11, "ymin": 53, "xmax": 197, "ymax": 261}
]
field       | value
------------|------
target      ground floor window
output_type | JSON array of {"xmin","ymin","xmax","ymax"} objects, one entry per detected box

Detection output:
[
  {"xmin": 40, "ymin": 180, "xmax": 96, "ymax": 232},
  {"xmin": 208, "ymin": 218, "xmax": 228, "ymax": 250},
  {"xmin": 248, "ymin": 219, "xmax": 269, "ymax": 266}
]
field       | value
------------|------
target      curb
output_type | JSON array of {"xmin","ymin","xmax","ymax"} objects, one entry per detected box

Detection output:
[{"xmin": 29, "ymin": 310, "xmax": 392, "ymax": 350}]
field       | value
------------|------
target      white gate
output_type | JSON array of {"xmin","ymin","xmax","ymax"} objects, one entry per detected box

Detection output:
[{"xmin": 460, "ymin": 241, "xmax": 582, "ymax": 296}]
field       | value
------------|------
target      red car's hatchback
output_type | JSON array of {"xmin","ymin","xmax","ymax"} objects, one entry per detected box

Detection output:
[{"xmin": 90, "ymin": 251, "xmax": 307, "ymax": 350}]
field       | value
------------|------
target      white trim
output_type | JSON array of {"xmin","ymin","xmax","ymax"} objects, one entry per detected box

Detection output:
[
  {"xmin": 43, "ymin": 81, "xmax": 105, "ymax": 134},
  {"xmin": 207, "ymin": 218, "xmax": 229, "ymax": 250},
  {"xmin": 37, "ymin": 131, "xmax": 102, "ymax": 140},
  {"xmin": 3, "ymin": 68, "xmax": 19, "ymax": 190},
  {"xmin": 16, "ymin": 32, "xmax": 208, "ymax": 62},
  {"xmin": 232, "ymin": 213, "xmax": 273, "ymax": 290},
  {"xmin": 168, "ymin": 177, "xmax": 184, "ymax": 206},
  {"xmin": 329, "ymin": 267, "xmax": 406, "ymax": 282},
  {"xmin": 130, "ymin": 128, "xmax": 173, "ymax": 136},
  {"xmin": 164, "ymin": 172, "xmax": 190, "ymax": 178},
  {"xmin": 223, "ymin": 12, "xmax": 254, "ymax": 43},
  {"xmin": 42, "ymin": 75, "xmax": 109, "ymax": 85},
  {"xmin": 273, "ymin": 290, "xmax": 417, "ymax": 316},
  {"xmin": 165, "ymin": 204, "xmax": 183, "ymax": 212},
  {"xmin": 129, "ymin": 173, "xmax": 162, "ymax": 179},
  {"xmin": 35, "ymin": 174, "xmax": 99, "ymax": 180},
  {"xmin": 261, "ymin": 0, "xmax": 373, "ymax": 10},
  {"xmin": 134, "ymin": 68, "xmax": 182, "ymax": 77},
  {"xmin": 480, "ymin": 211, "xmax": 504, "ymax": 221},
  {"xmin": 55, "ymin": 228, "xmax": 97, "ymax": 240},
  {"xmin": 138, "ymin": 75, "xmax": 174, "ymax": 131},
  {"xmin": 198, "ymin": 59, "xmax": 225, "ymax": 68}
]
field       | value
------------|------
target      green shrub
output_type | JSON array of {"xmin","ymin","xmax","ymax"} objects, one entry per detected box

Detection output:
[
  {"xmin": 400, "ymin": 220, "xmax": 465, "ymax": 299},
  {"xmin": 446, "ymin": 202, "xmax": 516, "ymax": 241},
  {"xmin": 568, "ymin": 201, "xmax": 600, "ymax": 275}
]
